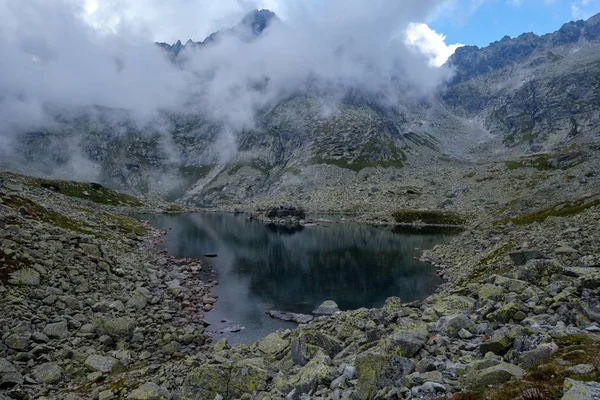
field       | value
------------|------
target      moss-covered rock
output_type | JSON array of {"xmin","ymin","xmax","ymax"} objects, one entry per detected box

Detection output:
[
  {"xmin": 356, "ymin": 351, "xmax": 414, "ymax": 400},
  {"xmin": 184, "ymin": 361, "xmax": 271, "ymax": 400},
  {"xmin": 257, "ymin": 332, "xmax": 290, "ymax": 361}
]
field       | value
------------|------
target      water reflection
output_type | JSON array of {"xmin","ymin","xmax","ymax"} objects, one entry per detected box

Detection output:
[{"xmin": 141, "ymin": 213, "xmax": 456, "ymax": 343}]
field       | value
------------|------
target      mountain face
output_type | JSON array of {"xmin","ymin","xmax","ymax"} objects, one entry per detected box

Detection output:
[
  {"xmin": 155, "ymin": 9, "xmax": 277, "ymax": 59},
  {"xmin": 3, "ymin": 11, "xmax": 600, "ymax": 213}
]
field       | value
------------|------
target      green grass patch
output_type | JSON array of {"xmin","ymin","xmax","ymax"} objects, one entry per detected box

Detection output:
[
  {"xmin": 22, "ymin": 175, "xmax": 144, "ymax": 206},
  {"xmin": 392, "ymin": 209, "xmax": 466, "ymax": 225},
  {"xmin": 504, "ymin": 194, "xmax": 600, "ymax": 226}
]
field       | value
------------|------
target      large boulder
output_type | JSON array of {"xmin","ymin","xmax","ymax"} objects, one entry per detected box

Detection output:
[
  {"xmin": 517, "ymin": 259, "xmax": 565, "ymax": 284},
  {"xmin": 0, "ymin": 358, "xmax": 23, "ymax": 389},
  {"xmin": 562, "ymin": 378, "xmax": 600, "ymax": 400},
  {"xmin": 128, "ymin": 382, "xmax": 171, "ymax": 400},
  {"xmin": 84, "ymin": 355, "xmax": 119, "ymax": 373},
  {"xmin": 95, "ymin": 317, "xmax": 136, "ymax": 340},
  {"xmin": 467, "ymin": 362, "xmax": 524, "ymax": 386},
  {"xmin": 519, "ymin": 342, "xmax": 558, "ymax": 369},
  {"xmin": 9, "ymin": 268, "xmax": 40, "ymax": 286},
  {"xmin": 183, "ymin": 361, "xmax": 270, "ymax": 400},
  {"xmin": 356, "ymin": 351, "xmax": 414, "ymax": 400},
  {"xmin": 312, "ymin": 300, "xmax": 340, "ymax": 316},
  {"xmin": 296, "ymin": 329, "xmax": 344, "ymax": 359},
  {"xmin": 508, "ymin": 250, "xmax": 547, "ymax": 266},
  {"xmin": 43, "ymin": 320, "xmax": 70, "ymax": 339},
  {"xmin": 385, "ymin": 332, "xmax": 426, "ymax": 357},
  {"xmin": 32, "ymin": 362, "xmax": 62, "ymax": 384},
  {"xmin": 434, "ymin": 313, "xmax": 473, "ymax": 338},
  {"xmin": 480, "ymin": 327, "xmax": 521, "ymax": 355},
  {"xmin": 257, "ymin": 332, "xmax": 290, "ymax": 361}
]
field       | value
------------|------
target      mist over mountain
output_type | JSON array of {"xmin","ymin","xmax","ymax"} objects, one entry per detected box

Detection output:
[{"xmin": 0, "ymin": 1, "xmax": 599, "ymax": 212}]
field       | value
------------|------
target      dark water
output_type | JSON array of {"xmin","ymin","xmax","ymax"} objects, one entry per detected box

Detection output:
[{"xmin": 140, "ymin": 213, "xmax": 457, "ymax": 343}]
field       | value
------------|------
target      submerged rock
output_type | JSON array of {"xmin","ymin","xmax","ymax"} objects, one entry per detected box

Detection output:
[
  {"xmin": 313, "ymin": 300, "xmax": 340, "ymax": 316},
  {"xmin": 267, "ymin": 310, "xmax": 314, "ymax": 324}
]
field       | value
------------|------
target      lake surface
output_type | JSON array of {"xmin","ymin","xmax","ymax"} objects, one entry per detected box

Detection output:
[{"xmin": 141, "ymin": 212, "xmax": 457, "ymax": 343}]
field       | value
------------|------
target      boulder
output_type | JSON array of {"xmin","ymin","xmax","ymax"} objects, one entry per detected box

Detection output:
[
  {"xmin": 509, "ymin": 250, "xmax": 547, "ymax": 266},
  {"xmin": 84, "ymin": 354, "xmax": 119, "ymax": 373},
  {"xmin": 434, "ymin": 313, "xmax": 473, "ymax": 338},
  {"xmin": 480, "ymin": 327, "xmax": 520, "ymax": 355},
  {"xmin": 257, "ymin": 332, "xmax": 290, "ymax": 360},
  {"xmin": 520, "ymin": 342, "xmax": 558, "ymax": 369},
  {"xmin": 79, "ymin": 243, "xmax": 102, "ymax": 258},
  {"xmin": 184, "ymin": 361, "xmax": 270, "ymax": 400},
  {"xmin": 43, "ymin": 320, "xmax": 70, "ymax": 339},
  {"xmin": 578, "ymin": 255, "xmax": 600, "ymax": 268},
  {"xmin": 126, "ymin": 288, "xmax": 150, "ymax": 310},
  {"xmin": 5, "ymin": 333, "xmax": 31, "ymax": 351},
  {"xmin": 128, "ymin": 382, "xmax": 171, "ymax": 400},
  {"xmin": 95, "ymin": 317, "xmax": 136, "ymax": 340},
  {"xmin": 265, "ymin": 206, "xmax": 306, "ymax": 220},
  {"xmin": 267, "ymin": 310, "xmax": 313, "ymax": 324},
  {"xmin": 385, "ymin": 331, "xmax": 426, "ymax": 357},
  {"xmin": 517, "ymin": 259, "xmax": 564, "ymax": 283},
  {"xmin": 32, "ymin": 362, "xmax": 62, "ymax": 384},
  {"xmin": 297, "ymin": 329, "xmax": 343, "ymax": 358},
  {"xmin": 312, "ymin": 300, "xmax": 340, "ymax": 316},
  {"xmin": 562, "ymin": 378, "xmax": 600, "ymax": 400},
  {"xmin": 356, "ymin": 351, "xmax": 414, "ymax": 400},
  {"xmin": 0, "ymin": 358, "xmax": 23, "ymax": 389},
  {"xmin": 467, "ymin": 362, "xmax": 524, "ymax": 386},
  {"xmin": 9, "ymin": 268, "xmax": 40, "ymax": 286}
]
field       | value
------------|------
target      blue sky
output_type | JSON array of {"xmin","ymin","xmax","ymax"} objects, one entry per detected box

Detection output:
[{"xmin": 430, "ymin": 0, "xmax": 600, "ymax": 47}]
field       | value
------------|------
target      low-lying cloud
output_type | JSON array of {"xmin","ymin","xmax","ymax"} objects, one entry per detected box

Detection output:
[{"xmin": 0, "ymin": 0, "xmax": 459, "ymax": 182}]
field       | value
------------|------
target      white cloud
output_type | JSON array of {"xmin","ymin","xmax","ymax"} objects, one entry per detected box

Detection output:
[
  {"xmin": 405, "ymin": 22, "xmax": 464, "ymax": 66},
  {"xmin": 571, "ymin": 0, "xmax": 600, "ymax": 19}
]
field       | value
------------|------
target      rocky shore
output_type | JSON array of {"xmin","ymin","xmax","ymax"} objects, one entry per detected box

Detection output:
[{"xmin": 2, "ymin": 170, "xmax": 600, "ymax": 400}]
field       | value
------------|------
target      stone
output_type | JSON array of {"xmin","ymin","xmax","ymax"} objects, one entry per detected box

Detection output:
[
  {"xmin": 99, "ymin": 390, "xmax": 116, "ymax": 400},
  {"xmin": 84, "ymin": 354, "xmax": 119, "ymax": 373},
  {"xmin": 578, "ymin": 254, "xmax": 600, "ymax": 268},
  {"xmin": 267, "ymin": 310, "xmax": 314, "ymax": 324},
  {"xmin": 184, "ymin": 361, "xmax": 270, "ymax": 400},
  {"xmin": 312, "ymin": 300, "xmax": 340, "ymax": 316},
  {"xmin": 0, "ymin": 358, "xmax": 23, "ymax": 388},
  {"xmin": 79, "ymin": 243, "xmax": 102, "ymax": 258},
  {"xmin": 480, "ymin": 327, "xmax": 518, "ymax": 355},
  {"xmin": 356, "ymin": 352, "xmax": 414, "ymax": 400},
  {"xmin": 520, "ymin": 342, "xmax": 559, "ymax": 369},
  {"xmin": 162, "ymin": 341, "xmax": 181, "ymax": 354},
  {"xmin": 434, "ymin": 313, "xmax": 473, "ymax": 338},
  {"xmin": 562, "ymin": 378, "xmax": 600, "ymax": 400},
  {"xmin": 478, "ymin": 284, "xmax": 505, "ymax": 301},
  {"xmin": 32, "ymin": 362, "xmax": 62, "ymax": 384},
  {"xmin": 517, "ymin": 259, "xmax": 564, "ymax": 283},
  {"xmin": 257, "ymin": 332, "xmax": 290, "ymax": 360},
  {"xmin": 421, "ymin": 382, "xmax": 446, "ymax": 393},
  {"xmin": 468, "ymin": 362, "xmax": 524, "ymax": 386},
  {"xmin": 127, "ymin": 288, "xmax": 150, "ymax": 310},
  {"xmin": 43, "ymin": 320, "xmax": 70, "ymax": 339},
  {"xmin": 509, "ymin": 250, "xmax": 547, "ymax": 266},
  {"xmin": 567, "ymin": 364, "xmax": 596, "ymax": 375},
  {"xmin": 95, "ymin": 317, "xmax": 136, "ymax": 340},
  {"xmin": 555, "ymin": 246, "xmax": 578, "ymax": 255},
  {"xmin": 385, "ymin": 331, "xmax": 426, "ymax": 357},
  {"xmin": 9, "ymin": 268, "xmax": 40, "ymax": 286},
  {"xmin": 128, "ymin": 382, "xmax": 171, "ymax": 399},
  {"xmin": 298, "ymin": 330, "xmax": 343, "ymax": 358},
  {"xmin": 5, "ymin": 333, "xmax": 31, "ymax": 351}
]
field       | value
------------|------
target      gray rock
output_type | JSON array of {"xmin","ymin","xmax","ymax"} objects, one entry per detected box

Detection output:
[
  {"xmin": 578, "ymin": 254, "xmax": 600, "ymax": 268},
  {"xmin": 43, "ymin": 320, "xmax": 70, "ymax": 339},
  {"xmin": 84, "ymin": 354, "xmax": 119, "ymax": 373},
  {"xmin": 421, "ymin": 382, "xmax": 446, "ymax": 393},
  {"xmin": 567, "ymin": 364, "xmax": 596, "ymax": 375},
  {"xmin": 520, "ymin": 342, "xmax": 558, "ymax": 369},
  {"xmin": 385, "ymin": 331, "xmax": 426, "ymax": 357},
  {"xmin": 128, "ymin": 382, "xmax": 171, "ymax": 399},
  {"xmin": 468, "ymin": 362, "xmax": 524, "ymax": 386},
  {"xmin": 480, "ymin": 327, "xmax": 518, "ymax": 355},
  {"xmin": 509, "ymin": 250, "xmax": 547, "ymax": 266},
  {"xmin": 95, "ymin": 317, "xmax": 136, "ymax": 340},
  {"xmin": 517, "ymin": 259, "xmax": 564, "ymax": 283},
  {"xmin": 434, "ymin": 313, "xmax": 473, "ymax": 338},
  {"xmin": 267, "ymin": 310, "xmax": 314, "ymax": 324},
  {"xmin": 127, "ymin": 288, "xmax": 151, "ymax": 310},
  {"xmin": 32, "ymin": 362, "xmax": 62, "ymax": 384},
  {"xmin": 0, "ymin": 358, "xmax": 23, "ymax": 388},
  {"xmin": 9, "ymin": 268, "xmax": 40, "ymax": 286},
  {"xmin": 5, "ymin": 333, "xmax": 31, "ymax": 351},
  {"xmin": 562, "ymin": 378, "xmax": 600, "ymax": 400},
  {"xmin": 312, "ymin": 300, "xmax": 340, "ymax": 316}
]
